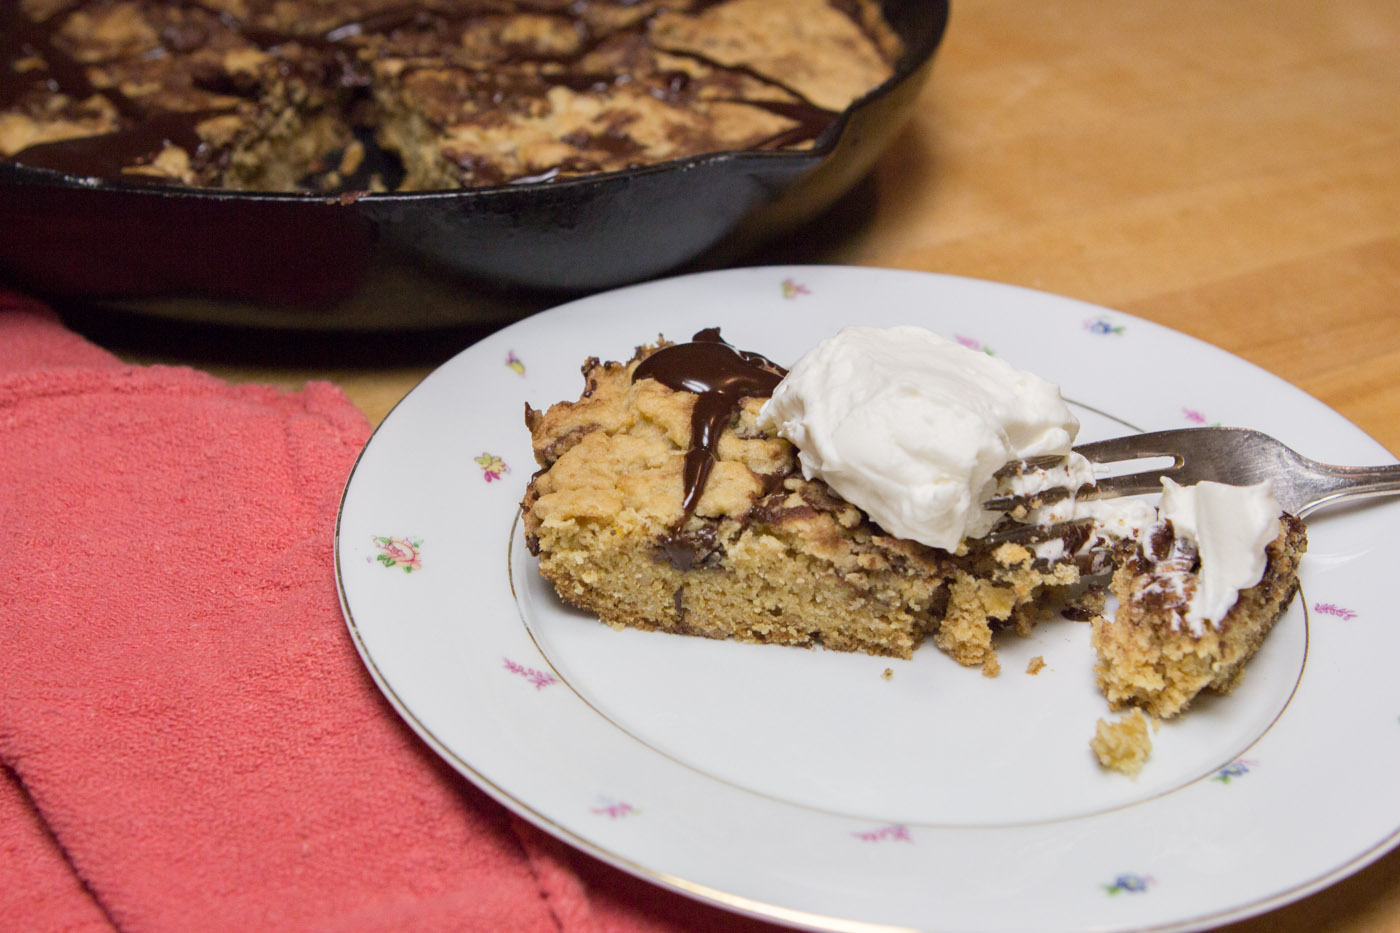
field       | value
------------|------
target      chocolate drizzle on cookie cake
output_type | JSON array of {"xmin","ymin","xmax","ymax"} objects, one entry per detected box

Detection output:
[
  {"xmin": 632, "ymin": 328, "xmax": 785, "ymax": 520},
  {"xmin": 1, "ymin": 0, "xmax": 902, "ymax": 190}
]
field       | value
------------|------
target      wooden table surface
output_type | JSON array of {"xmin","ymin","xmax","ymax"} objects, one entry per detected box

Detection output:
[{"xmin": 93, "ymin": 1, "xmax": 1400, "ymax": 929}]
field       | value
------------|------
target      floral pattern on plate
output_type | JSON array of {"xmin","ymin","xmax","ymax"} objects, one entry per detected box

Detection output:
[
  {"xmin": 370, "ymin": 535, "xmax": 422, "ymax": 573},
  {"xmin": 954, "ymin": 334, "xmax": 995, "ymax": 356},
  {"xmin": 1182, "ymin": 407, "xmax": 1223, "ymax": 427},
  {"xmin": 781, "ymin": 277, "xmax": 811, "ymax": 299},
  {"xmin": 1211, "ymin": 759, "xmax": 1258, "ymax": 784},
  {"xmin": 591, "ymin": 796, "xmax": 639, "ymax": 819},
  {"xmin": 852, "ymin": 824, "xmax": 913, "ymax": 843},
  {"xmin": 1085, "ymin": 316, "xmax": 1126, "ymax": 336},
  {"xmin": 476, "ymin": 453, "xmax": 510, "ymax": 482},
  {"xmin": 503, "ymin": 657, "xmax": 558, "ymax": 690},
  {"xmin": 1103, "ymin": 873, "xmax": 1154, "ymax": 896}
]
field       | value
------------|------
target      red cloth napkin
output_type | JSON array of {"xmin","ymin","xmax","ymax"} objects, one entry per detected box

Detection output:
[{"xmin": 0, "ymin": 294, "xmax": 779, "ymax": 932}]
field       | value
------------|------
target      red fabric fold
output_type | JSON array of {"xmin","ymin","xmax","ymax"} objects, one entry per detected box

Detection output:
[{"xmin": 0, "ymin": 298, "xmax": 779, "ymax": 932}]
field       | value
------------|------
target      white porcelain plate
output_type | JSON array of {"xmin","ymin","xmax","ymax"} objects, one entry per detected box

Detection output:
[{"xmin": 335, "ymin": 267, "xmax": 1400, "ymax": 932}]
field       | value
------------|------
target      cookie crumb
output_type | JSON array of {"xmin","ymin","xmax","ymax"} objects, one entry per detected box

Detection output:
[
  {"xmin": 1090, "ymin": 710, "xmax": 1152, "ymax": 777},
  {"xmin": 980, "ymin": 655, "xmax": 1001, "ymax": 678},
  {"xmin": 1026, "ymin": 655, "xmax": 1045, "ymax": 675},
  {"xmin": 881, "ymin": 667, "xmax": 893, "ymax": 680}
]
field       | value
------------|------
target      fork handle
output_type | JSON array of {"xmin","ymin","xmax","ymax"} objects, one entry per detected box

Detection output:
[{"xmin": 1298, "ymin": 462, "xmax": 1400, "ymax": 516}]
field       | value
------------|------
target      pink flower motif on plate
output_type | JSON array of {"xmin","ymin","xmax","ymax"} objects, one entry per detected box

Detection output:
[
  {"xmin": 1181, "ymin": 407, "xmax": 1222, "ymax": 427},
  {"xmin": 852, "ymin": 824, "xmax": 912, "ymax": 843},
  {"xmin": 1313, "ymin": 602, "xmax": 1358, "ymax": 621},
  {"xmin": 371, "ymin": 535, "xmax": 422, "ymax": 572},
  {"xmin": 591, "ymin": 796, "xmax": 638, "ymax": 819},
  {"xmin": 503, "ymin": 657, "xmax": 557, "ymax": 689},
  {"xmin": 476, "ymin": 452, "xmax": 510, "ymax": 482},
  {"xmin": 781, "ymin": 277, "xmax": 811, "ymax": 299},
  {"xmin": 506, "ymin": 351, "xmax": 526, "ymax": 376},
  {"xmin": 954, "ymin": 334, "xmax": 995, "ymax": 356}
]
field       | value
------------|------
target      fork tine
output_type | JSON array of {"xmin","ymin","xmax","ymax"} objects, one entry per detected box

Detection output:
[
  {"xmin": 992, "ymin": 454, "xmax": 1066, "ymax": 479},
  {"xmin": 1073, "ymin": 428, "xmax": 1195, "ymax": 465},
  {"xmin": 1076, "ymin": 470, "xmax": 1175, "ymax": 500},
  {"xmin": 981, "ymin": 485, "xmax": 1076, "ymax": 512}
]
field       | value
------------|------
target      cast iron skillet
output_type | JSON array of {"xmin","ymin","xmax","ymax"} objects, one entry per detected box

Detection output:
[{"xmin": 0, "ymin": 1, "xmax": 948, "ymax": 321}]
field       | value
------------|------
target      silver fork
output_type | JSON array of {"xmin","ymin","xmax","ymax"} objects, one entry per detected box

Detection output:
[{"xmin": 990, "ymin": 427, "xmax": 1400, "ymax": 518}]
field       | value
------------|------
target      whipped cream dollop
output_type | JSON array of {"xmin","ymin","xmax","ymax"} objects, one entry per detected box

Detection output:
[
  {"xmin": 1157, "ymin": 478, "xmax": 1281, "ymax": 631},
  {"xmin": 756, "ymin": 325, "xmax": 1080, "ymax": 551}
]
